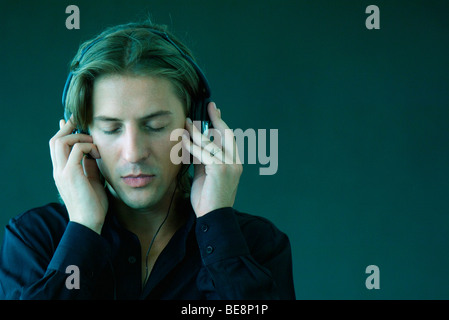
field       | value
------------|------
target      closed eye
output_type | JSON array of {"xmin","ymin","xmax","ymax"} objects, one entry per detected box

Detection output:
[
  {"xmin": 103, "ymin": 127, "xmax": 121, "ymax": 135},
  {"xmin": 145, "ymin": 126, "xmax": 166, "ymax": 132},
  {"xmin": 101, "ymin": 125, "xmax": 166, "ymax": 135}
]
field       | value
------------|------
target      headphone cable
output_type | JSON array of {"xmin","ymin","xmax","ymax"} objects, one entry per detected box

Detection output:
[{"xmin": 142, "ymin": 184, "xmax": 178, "ymax": 287}]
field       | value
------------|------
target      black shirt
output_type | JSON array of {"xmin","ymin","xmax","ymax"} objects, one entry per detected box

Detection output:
[{"xmin": 0, "ymin": 202, "xmax": 295, "ymax": 299}]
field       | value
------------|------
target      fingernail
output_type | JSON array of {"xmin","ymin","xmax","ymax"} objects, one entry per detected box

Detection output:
[{"xmin": 186, "ymin": 117, "xmax": 192, "ymax": 124}]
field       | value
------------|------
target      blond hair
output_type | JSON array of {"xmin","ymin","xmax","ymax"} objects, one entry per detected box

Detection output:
[{"xmin": 63, "ymin": 21, "xmax": 199, "ymax": 195}]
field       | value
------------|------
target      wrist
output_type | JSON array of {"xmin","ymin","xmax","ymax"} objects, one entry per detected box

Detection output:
[{"xmin": 70, "ymin": 217, "xmax": 104, "ymax": 235}]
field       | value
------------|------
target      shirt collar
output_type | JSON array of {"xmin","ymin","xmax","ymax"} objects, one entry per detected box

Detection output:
[{"xmin": 101, "ymin": 193, "xmax": 197, "ymax": 257}]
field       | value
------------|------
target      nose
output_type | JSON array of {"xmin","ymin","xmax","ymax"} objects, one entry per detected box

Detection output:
[{"xmin": 122, "ymin": 125, "xmax": 149, "ymax": 163}]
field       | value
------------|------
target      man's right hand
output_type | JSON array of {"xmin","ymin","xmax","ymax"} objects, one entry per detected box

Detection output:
[{"xmin": 49, "ymin": 116, "xmax": 108, "ymax": 234}]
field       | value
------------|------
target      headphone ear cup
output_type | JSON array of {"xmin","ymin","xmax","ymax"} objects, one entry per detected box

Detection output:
[
  {"xmin": 189, "ymin": 97, "xmax": 211, "ymax": 134},
  {"xmin": 185, "ymin": 97, "xmax": 211, "ymax": 165},
  {"xmin": 200, "ymin": 97, "xmax": 211, "ymax": 134}
]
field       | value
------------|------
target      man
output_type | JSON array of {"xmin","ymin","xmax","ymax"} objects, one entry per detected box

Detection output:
[{"xmin": 0, "ymin": 21, "xmax": 295, "ymax": 299}]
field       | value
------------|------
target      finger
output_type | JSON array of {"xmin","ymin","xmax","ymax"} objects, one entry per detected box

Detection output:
[
  {"xmin": 208, "ymin": 102, "xmax": 222, "ymax": 129},
  {"xmin": 54, "ymin": 134, "xmax": 97, "ymax": 169},
  {"xmin": 66, "ymin": 142, "xmax": 101, "ymax": 171},
  {"xmin": 50, "ymin": 116, "xmax": 77, "ymax": 163},
  {"xmin": 186, "ymin": 117, "xmax": 221, "ymax": 154},
  {"xmin": 56, "ymin": 115, "xmax": 77, "ymax": 138},
  {"xmin": 207, "ymin": 102, "xmax": 242, "ymax": 165},
  {"xmin": 182, "ymin": 134, "xmax": 223, "ymax": 165}
]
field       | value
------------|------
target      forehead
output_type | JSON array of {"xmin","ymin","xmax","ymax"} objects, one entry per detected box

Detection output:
[{"xmin": 92, "ymin": 74, "xmax": 183, "ymax": 117}]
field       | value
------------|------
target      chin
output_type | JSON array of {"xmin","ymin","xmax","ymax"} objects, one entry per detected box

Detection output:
[
  {"xmin": 106, "ymin": 174, "xmax": 178, "ymax": 211},
  {"xmin": 120, "ymin": 188, "xmax": 162, "ymax": 210},
  {"xmin": 119, "ymin": 182, "xmax": 175, "ymax": 210}
]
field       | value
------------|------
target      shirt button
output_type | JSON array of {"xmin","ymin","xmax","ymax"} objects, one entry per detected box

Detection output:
[
  {"xmin": 201, "ymin": 224, "xmax": 209, "ymax": 232},
  {"xmin": 128, "ymin": 256, "xmax": 137, "ymax": 264},
  {"xmin": 206, "ymin": 245, "xmax": 214, "ymax": 254}
]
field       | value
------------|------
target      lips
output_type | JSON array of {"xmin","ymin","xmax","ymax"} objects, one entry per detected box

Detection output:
[{"xmin": 122, "ymin": 174, "xmax": 155, "ymax": 188}]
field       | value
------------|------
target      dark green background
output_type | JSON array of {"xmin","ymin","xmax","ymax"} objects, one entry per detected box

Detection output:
[{"xmin": 1, "ymin": 0, "xmax": 448, "ymax": 299}]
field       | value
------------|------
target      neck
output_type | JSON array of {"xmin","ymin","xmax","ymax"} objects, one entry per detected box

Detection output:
[{"xmin": 109, "ymin": 184, "xmax": 184, "ymax": 239}]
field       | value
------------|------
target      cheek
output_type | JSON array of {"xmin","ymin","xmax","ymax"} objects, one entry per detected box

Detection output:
[
  {"xmin": 153, "ymin": 137, "xmax": 178, "ymax": 164},
  {"xmin": 154, "ymin": 135, "xmax": 182, "ymax": 172}
]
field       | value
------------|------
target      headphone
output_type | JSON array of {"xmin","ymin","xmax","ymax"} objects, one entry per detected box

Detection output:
[{"xmin": 62, "ymin": 28, "xmax": 212, "ymax": 134}]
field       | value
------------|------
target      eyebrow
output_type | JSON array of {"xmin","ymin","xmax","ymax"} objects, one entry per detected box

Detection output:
[{"xmin": 93, "ymin": 110, "xmax": 173, "ymax": 122}]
